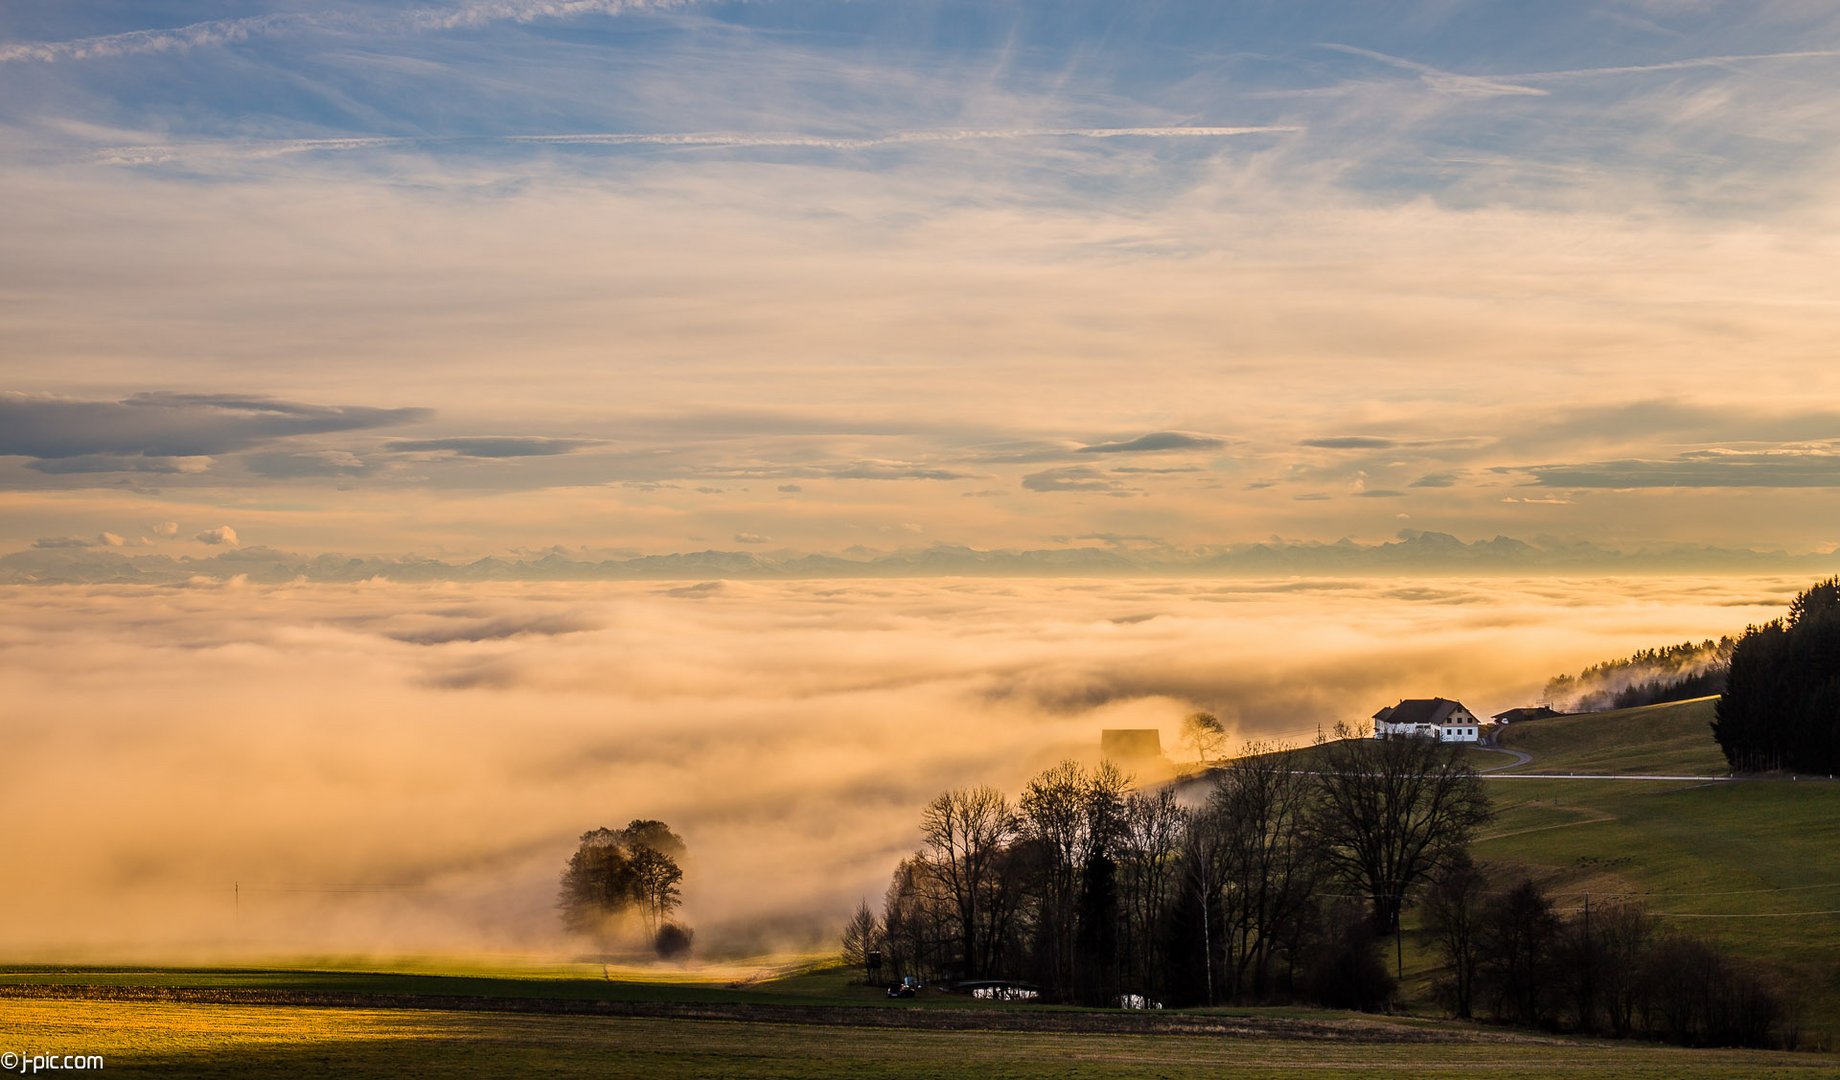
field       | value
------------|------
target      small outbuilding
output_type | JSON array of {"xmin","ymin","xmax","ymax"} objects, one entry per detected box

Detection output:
[
  {"xmin": 1101, "ymin": 728, "xmax": 1165, "ymax": 766},
  {"xmin": 1371, "ymin": 698, "xmax": 1481, "ymax": 742},
  {"xmin": 1492, "ymin": 705, "xmax": 1562, "ymax": 724}
]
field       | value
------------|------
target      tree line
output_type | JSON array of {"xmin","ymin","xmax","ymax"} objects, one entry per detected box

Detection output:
[
  {"xmin": 1424, "ymin": 862, "xmax": 1792, "ymax": 1048},
  {"xmin": 1715, "ymin": 577, "xmax": 1840, "ymax": 774},
  {"xmin": 844, "ymin": 735, "xmax": 1796, "ymax": 1048},
  {"xmin": 847, "ymin": 729, "xmax": 1491, "ymax": 1011},
  {"xmin": 1544, "ymin": 638, "xmax": 1734, "ymax": 713}
]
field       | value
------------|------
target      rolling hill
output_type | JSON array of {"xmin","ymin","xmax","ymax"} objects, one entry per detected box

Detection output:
[{"xmin": 1457, "ymin": 696, "xmax": 1840, "ymax": 1040}]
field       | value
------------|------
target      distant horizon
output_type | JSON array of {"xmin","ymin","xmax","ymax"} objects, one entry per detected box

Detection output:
[{"xmin": 6, "ymin": 527, "xmax": 1838, "ymax": 585}]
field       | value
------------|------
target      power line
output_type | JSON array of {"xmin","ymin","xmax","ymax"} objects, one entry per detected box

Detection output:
[
  {"xmin": 1652, "ymin": 909, "xmax": 1840, "ymax": 919},
  {"xmin": 1545, "ymin": 881, "xmax": 1840, "ymax": 900},
  {"xmin": 234, "ymin": 883, "xmax": 428, "ymax": 894}
]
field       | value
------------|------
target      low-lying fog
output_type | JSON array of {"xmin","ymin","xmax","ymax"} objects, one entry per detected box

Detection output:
[{"xmin": 0, "ymin": 575, "xmax": 1798, "ymax": 961}]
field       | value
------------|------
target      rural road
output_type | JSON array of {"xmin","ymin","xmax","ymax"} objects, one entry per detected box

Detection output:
[
  {"xmin": 1472, "ymin": 739, "xmax": 1837, "ymax": 783},
  {"xmin": 1472, "ymin": 746, "xmax": 1532, "ymax": 772},
  {"xmin": 1482, "ymin": 772, "xmax": 1729, "ymax": 782},
  {"xmin": 1477, "ymin": 741, "xmax": 1732, "ymax": 783}
]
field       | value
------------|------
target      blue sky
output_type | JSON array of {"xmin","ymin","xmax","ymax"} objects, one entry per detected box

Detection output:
[{"xmin": 3, "ymin": 1, "xmax": 1840, "ymax": 560}]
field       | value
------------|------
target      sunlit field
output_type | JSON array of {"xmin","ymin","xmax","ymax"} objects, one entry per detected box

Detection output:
[{"xmin": 4, "ymin": 988, "xmax": 1835, "ymax": 1078}]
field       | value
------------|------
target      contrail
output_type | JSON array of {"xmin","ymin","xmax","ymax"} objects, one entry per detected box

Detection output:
[
  {"xmin": 95, "ymin": 126, "xmax": 1302, "ymax": 167},
  {"xmin": 508, "ymin": 126, "xmax": 1302, "ymax": 149},
  {"xmin": 0, "ymin": 1, "xmax": 699, "ymax": 64},
  {"xmin": 1509, "ymin": 48, "xmax": 1840, "ymax": 82},
  {"xmin": 1319, "ymin": 44, "xmax": 1547, "ymax": 97},
  {"xmin": 1318, "ymin": 42, "xmax": 1840, "ymax": 97}
]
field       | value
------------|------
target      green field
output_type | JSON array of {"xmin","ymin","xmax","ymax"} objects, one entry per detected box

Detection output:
[
  {"xmin": 5, "ymin": 696, "xmax": 1838, "ymax": 1075},
  {"xmin": 1489, "ymin": 696, "xmax": 1733, "ymax": 776},
  {"xmin": 1450, "ymin": 698, "xmax": 1840, "ymax": 1039}
]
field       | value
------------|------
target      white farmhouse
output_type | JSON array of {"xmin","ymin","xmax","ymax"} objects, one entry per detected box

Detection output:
[{"xmin": 1371, "ymin": 698, "xmax": 1482, "ymax": 743}]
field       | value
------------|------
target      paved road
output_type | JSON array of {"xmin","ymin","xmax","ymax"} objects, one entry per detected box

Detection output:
[
  {"xmin": 1482, "ymin": 772, "xmax": 1729, "ymax": 782},
  {"xmin": 1471, "ymin": 745, "xmax": 1532, "ymax": 772},
  {"xmin": 1475, "ymin": 741, "xmax": 1734, "ymax": 782},
  {"xmin": 1483, "ymin": 771, "xmax": 1837, "ymax": 782}
]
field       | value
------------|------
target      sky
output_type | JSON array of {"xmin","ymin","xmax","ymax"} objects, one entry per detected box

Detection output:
[
  {"xmin": 4, "ymin": 1, "xmax": 1840, "ymax": 562},
  {"xmin": 4, "ymin": 2, "xmax": 1838, "ymax": 962}
]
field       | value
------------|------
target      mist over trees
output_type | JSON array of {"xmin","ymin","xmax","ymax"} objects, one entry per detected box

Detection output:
[
  {"xmin": 1544, "ymin": 639, "xmax": 1734, "ymax": 713},
  {"xmin": 1714, "ymin": 578, "xmax": 1840, "ymax": 774},
  {"xmin": 557, "ymin": 819, "xmax": 692, "ymax": 957},
  {"xmin": 852, "ymin": 735, "xmax": 1489, "ymax": 1011}
]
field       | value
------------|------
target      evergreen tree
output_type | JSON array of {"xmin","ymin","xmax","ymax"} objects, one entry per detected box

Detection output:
[{"xmin": 1714, "ymin": 578, "xmax": 1840, "ymax": 773}]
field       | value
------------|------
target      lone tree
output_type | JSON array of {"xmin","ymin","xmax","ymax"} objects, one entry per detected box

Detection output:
[
  {"xmin": 1181, "ymin": 711, "xmax": 1227, "ymax": 765},
  {"xmin": 558, "ymin": 820, "xmax": 688, "ymax": 951},
  {"xmin": 1312, "ymin": 724, "xmax": 1492, "ymax": 935}
]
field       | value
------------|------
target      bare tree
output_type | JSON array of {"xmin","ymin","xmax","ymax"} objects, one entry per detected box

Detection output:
[
  {"xmin": 919, "ymin": 786, "xmax": 1016, "ymax": 981},
  {"xmin": 1181, "ymin": 711, "xmax": 1227, "ymax": 765},
  {"xmin": 1211, "ymin": 741, "xmax": 1322, "ymax": 999},
  {"xmin": 1422, "ymin": 851, "xmax": 1488, "ymax": 1018},
  {"xmin": 881, "ymin": 855, "xmax": 952, "ymax": 983},
  {"xmin": 1479, "ymin": 878, "xmax": 1562, "ymax": 1027},
  {"xmin": 1177, "ymin": 799, "xmax": 1230, "ymax": 1006},
  {"xmin": 841, "ymin": 898, "xmax": 884, "ymax": 982},
  {"xmin": 1312, "ymin": 723, "xmax": 1492, "ymax": 935},
  {"xmin": 1117, "ymin": 788, "xmax": 1185, "ymax": 1000},
  {"xmin": 1594, "ymin": 900, "xmax": 1656, "ymax": 1037},
  {"xmin": 1018, "ymin": 760, "xmax": 1129, "ymax": 1000}
]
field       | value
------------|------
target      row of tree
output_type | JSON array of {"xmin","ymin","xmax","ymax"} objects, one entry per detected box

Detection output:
[
  {"xmin": 1424, "ymin": 863, "xmax": 1790, "ymax": 1048},
  {"xmin": 846, "ymin": 729, "xmax": 1492, "ymax": 1010},
  {"xmin": 1714, "ymin": 578, "xmax": 1840, "ymax": 774},
  {"xmin": 1543, "ymin": 638, "xmax": 1733, "ymax": 713}
]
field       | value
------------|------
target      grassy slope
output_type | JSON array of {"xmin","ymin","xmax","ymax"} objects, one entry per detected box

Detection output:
[
  {"xmin": 1492, "ymin": 696, "xmax": 1732, "ymax": 775},
  {"xmin": 1448, "ymin": 697, "xmax": 1840, "ymax": 1038}
]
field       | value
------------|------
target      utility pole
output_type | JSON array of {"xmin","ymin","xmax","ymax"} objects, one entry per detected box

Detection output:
[
  {"xmin": 1582, "ymin": 893, "xmax": 1594, "ymax": 1026},
  {"xmin": 1395, "ymin": 887, "xmax": 1404, "ymax": 981}
]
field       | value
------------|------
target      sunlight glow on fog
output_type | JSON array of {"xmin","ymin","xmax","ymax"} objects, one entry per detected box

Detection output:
[{"xmin": 0, "ymin": 575, "xmax": 1796, "ymax": 959}]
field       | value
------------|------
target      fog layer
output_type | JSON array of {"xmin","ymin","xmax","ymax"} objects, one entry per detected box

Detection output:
[{"xmin": 0, "ymin": 575, "xmax": 1794, "ymax": 959}]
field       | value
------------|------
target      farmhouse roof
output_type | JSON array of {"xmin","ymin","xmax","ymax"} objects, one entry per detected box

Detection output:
[{"xmin": 1374, "ymin": 697, "xmax": 1470, "ymax": 726}]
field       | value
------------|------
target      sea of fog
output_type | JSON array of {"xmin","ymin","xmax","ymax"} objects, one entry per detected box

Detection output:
[{"xmin": 0, "ymin": 575, "xmax": 1799, "ymax": 961}]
